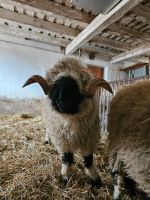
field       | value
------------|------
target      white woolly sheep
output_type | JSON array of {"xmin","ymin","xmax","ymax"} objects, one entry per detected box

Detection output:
[
  {"xmin": 23, "ymin": 57, "xmax": 113, "ymax": 186},
  {"xmin": 108, "ymin": 80, "xmax": 150, "ymax": 200}
]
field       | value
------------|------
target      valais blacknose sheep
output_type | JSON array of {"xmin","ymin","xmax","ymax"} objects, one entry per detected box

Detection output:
[
  {"xmin": 23, "ymin": 57, "xmax": 113, "ymax": 186},
  {"xmin": 108, "ymin": 80, "xmax": 150, "ymax": 200}
]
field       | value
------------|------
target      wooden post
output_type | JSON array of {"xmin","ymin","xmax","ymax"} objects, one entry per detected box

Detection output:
[{"xmin": 149, "ymin": 56, "xmax": 150, "ymax": 75}]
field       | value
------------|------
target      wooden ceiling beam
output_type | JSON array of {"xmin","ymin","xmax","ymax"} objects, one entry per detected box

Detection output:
[
  {"xmin": 111, "ymin": 44, "xmax": 150, "ymax": 63},
  {"xmin": 120, "ymin": 62, "xmax": 148, "ymax": 71},
  {"xmin": 0, "ymin": 7, "xmax": 79, "ymax": 38},
  {"xmin": 130, "ymin": 56, "xmax": 150, "ymax": 63},
  {"xmin": 0, "ymin": 0, "xmax": 88, "ymax": 29},
  {"xmin": 91, "ymin": 36, "xmax": 131, "ymax": 51},
  {"xmin": 107, "ymin": 23, "xmax": 150, "ymax": 42},
  {"xmin": 0, "ymin": 24, "xmax": 114, "ymax": 60},
  {"xmin": 0, "ymin": 33, "xmax": 111, "ymax": 61},
  {"xmin": 11, "ymin": 0, "xmax": 95, "ymax": 23},
  {"xmin": 0, "ymin": 7, "xmax": 132, "ymax": 52},
  {"xmin": 132, "ymin": 3, "xmax": 150, "ymax": 19},
  {"xmin": 0, "ymin": 33, "xmax": 64, "ymax": 52},
  {"xmin": 0, "ymin": 24, "xmax": 69, "ymax": 47},
  {"xmin": 65, "ymin": 0, "xmax": 143, "ymax": 55}
]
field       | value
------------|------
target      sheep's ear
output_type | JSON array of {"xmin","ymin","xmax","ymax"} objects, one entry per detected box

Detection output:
[
  {"xmin": 22, "ymin": 75, "xmax": 49, "ymax": 95},
  {"xmin": 85, "ymin": 78, "xmax": 113, "ymax": 97}
]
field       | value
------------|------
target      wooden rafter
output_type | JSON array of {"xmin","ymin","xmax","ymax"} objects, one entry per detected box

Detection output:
[
  {"xmin": 132, "ymin": 3, "xmax": 150, "ymax": 19},
  {"xmin": 107, "ymin": 23, "xmax": 150, "ymax": 43},
  {"xmin": 111, "ymin": 44, "xmax": 150, "ymax": 63},
  {"xmin": 65, "ymin": 0, "xmax": 143, "ymax": 55},
  {"xmin": 0, "ymin": 0, "xmax": 149, "ymax": 63},
  {"xmin": 10, "ymin": 0, "xmax": 95, "ymax": 23},
  {"xmin": 0, "ymin": 33, "xmax": 112, "ymax": 61},
  {"xmin": 0, "ymin": 0, "xmax": 89, "ymax": 29},
  {"xmin": 0, "ymin": 8, "xmax": 79, "ymax": 38},
  {"xmin": 120, "ymin": 62, "xmax": 148, "ymax": 71},
  {"xmin": 0, "ymin": 34, "xmax": 64, "ymax": 52},
  {"xmin": 0, "ymin": 23, "xmax": 116, "ymax": 59},
  {"xmin": 0, "ymin": 7, "xmax": 132, "ymax": 52},
  {"xmin": 0, "ymin": 24, "xmax": 69, "ymax": 47}
]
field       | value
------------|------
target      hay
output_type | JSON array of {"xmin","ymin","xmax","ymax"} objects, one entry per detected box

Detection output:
[{"xmin": 0, "ymin": 114, "xmax": 131, "ymax": 200}]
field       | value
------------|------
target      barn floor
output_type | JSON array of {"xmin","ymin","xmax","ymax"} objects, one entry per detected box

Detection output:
[{"xmin": 0, "ymin": 114, "xmax": 131, "ymax": 200}]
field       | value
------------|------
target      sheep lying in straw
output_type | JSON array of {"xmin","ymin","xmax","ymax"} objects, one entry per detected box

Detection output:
[
  {"xmin": 23, "ymin": 57, "xmax": 113, "ymax": 186},
  {"xmin": 108, "ymin": 80, "xmax": 150, "ymax": 200}
]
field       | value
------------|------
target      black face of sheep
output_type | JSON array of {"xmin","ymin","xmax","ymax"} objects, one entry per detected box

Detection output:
[{"xmin": 49, "ymin": 76, "xmax": 84, "ymax": 114}]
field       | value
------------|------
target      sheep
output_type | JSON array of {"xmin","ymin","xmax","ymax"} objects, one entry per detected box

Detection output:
[
  {"xmin": 23, "ymin": 57, "xmax": 113, "ymax": 186},
  {"xmin": 108, "ymin": 80, "xmax": 150, "ymax": 200}
]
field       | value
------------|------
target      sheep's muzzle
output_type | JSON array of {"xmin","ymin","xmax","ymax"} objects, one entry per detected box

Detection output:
[{"xmin": 49, "ymin": 76, "xmax": 84, "ymax": 114}]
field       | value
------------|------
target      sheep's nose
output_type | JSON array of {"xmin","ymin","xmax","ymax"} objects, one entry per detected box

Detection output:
[{"xmin": 49, "ymin": 76, "xmax": 84, "ymax": 114}]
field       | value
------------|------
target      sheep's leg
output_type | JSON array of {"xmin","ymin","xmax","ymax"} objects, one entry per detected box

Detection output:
[
  {"xmin": 83, "ymin": 154, "xmax": 102, "ymax": 187},
  {"xmin": 44, "ymin": 130, "xmax": 50, "ymax": 144},
  {"xmin": 111, "ymin": 157, "xmax": 124, "ymax": 200},
  {"xmin": 61, "ymin": 152, "xmax": 74, "ymax": 183},
  {"xmin": 112, "ymin": 172, "xmax": 123, "ymax": 200},
  {"xmin": 123, "ymin": 174, "xmax": 150, "ymax": 200}
]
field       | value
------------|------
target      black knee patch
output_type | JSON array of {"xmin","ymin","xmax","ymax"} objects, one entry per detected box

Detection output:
[
  {"xmin": 62, "ymin": 152, "xmax": 74, "ymax": 166},
  {"xmin": 84, "ymin": 154, "xmax": 93, "ymax": 168},
  {"xmin": 111, "ymin": 171, "xmax": 120, "ymax": 187},
  {"xmin": 124, "ymin": 174, "xmax": 150, "ymax": 200},
  {"xmin": 90, "ymin": 176, "xmax": 102, "ymax": 187}
]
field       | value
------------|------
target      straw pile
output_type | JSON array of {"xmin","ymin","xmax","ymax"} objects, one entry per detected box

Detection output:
[{"xmin": 0, "ymin": 114, "xmax": 131, "ymax": 200}]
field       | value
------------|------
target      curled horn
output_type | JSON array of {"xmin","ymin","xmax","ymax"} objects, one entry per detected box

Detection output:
[
  {"xmin": 85, "ymin": 78, "xmax": 113, "ymax": 97},
  {"xmin": 22, "ymin": 75, "xmax": 49, "ymax": 95}
]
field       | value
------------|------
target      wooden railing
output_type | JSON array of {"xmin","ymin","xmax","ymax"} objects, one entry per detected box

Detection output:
[{"xmin": 98, "ymin": 75, "xmax": 150, "ymax": 135}]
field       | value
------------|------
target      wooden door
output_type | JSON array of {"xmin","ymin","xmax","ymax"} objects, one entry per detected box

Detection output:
[{"xmin": 87, "ymin": 65, "xmax": 104, "ymax": 78}]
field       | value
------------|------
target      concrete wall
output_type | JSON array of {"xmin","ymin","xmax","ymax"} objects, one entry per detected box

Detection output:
[{"xmin": 0, "ymin": 40, "xmax": 111, "ymax": 98}]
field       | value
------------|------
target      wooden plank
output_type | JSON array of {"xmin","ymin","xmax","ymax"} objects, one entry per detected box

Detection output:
[
  {"xmin": 0, "ymin": 24, "xmax": 114, "ymax": 60},
  {"xmin": 108, "ymin": 23, "xmax": 150, "ymax": 42},
  {"xmin": 140, "ymin": 24, "xmax": 150, "ymax": 32},
  {"xmin": 0, "ymin": 7, "xmax": 79, "ymax": 38},
  {"xmin": 11, "ymin": 0, "xmax": 95, "ymax": 23},
  {"xmin": 0, "ymin": 33, "xmax": 111, "ymax": 61},
  {"xmin": 84, "ymin": 43, "xmax": 117, "ymax": 57},
  {"xmin": 65, "ymin": 0, "xmax": 143, "ymax": 54},
  {"xmin": 0, "ymin": 0, "xmax": 88, "ymax": 29},
  {"xmin": 120, "ymin": 15, "xmax": 134, "ymax": 25},
  {"xmin": 91, "ymin": 36, "xmax": 131, "ymax": 51},
  {"xmin": 111, "ymin": 44, "xmax": 150, "ymax": 63},
  {"xmin": 149, "ymin": 56, "xmax": 150, "ymax": 74},
  {"xmin": 0, "ymin": 7, "xmax": 132, "ymax": 51},
  {"xmin": 0, "ymin": 33, "xmax": 64, "ymax": 52},
  {"xmin": 0, "ymin": 24, "xmax": 69, "ymax": 47},
  {"xmin": 132, "ymin": 4, "xmax": 150, "ymax": 19},
  {"xmin": 120, "ymin": 62, "xmax": 148, "ymax": 71},
  {"xmin": 83, "ymin": 48, "xmax": 113, "ymax": 60},
  {"xmin": 132, "ymin": 56, "xmax": 150, "ymax": 63}
]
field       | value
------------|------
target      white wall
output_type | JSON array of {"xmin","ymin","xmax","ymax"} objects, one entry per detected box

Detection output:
[
  {"xmin": 0, "ymin": 40, "xmax": 111, "ymax": 98},
  {"xmin": 0, "ymin": 41, "xmax": 62, "ymax": 98}
]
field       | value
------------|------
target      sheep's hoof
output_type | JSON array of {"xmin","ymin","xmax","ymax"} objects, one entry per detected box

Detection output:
[
  {"xmin": 90, "ymin": 176, "xmax": 102, "ymax": 188},
  {"xmin": 44, "ymin": 140, "xmax": 49, "ymax": 144},
  {"xmin": 59, "ymin": 175, "xmax": 69, "ymax": 185}
]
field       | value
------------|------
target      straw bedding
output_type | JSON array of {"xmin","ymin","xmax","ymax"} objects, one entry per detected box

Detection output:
[{"xmin": 0, "ymin": 114, "xmax": 131, "ymax": 200}]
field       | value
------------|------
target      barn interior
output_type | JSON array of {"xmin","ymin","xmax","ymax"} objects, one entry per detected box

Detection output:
[{"xmin": 0, "ymin": 0, "xmax": 150, "ymax": 199}]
